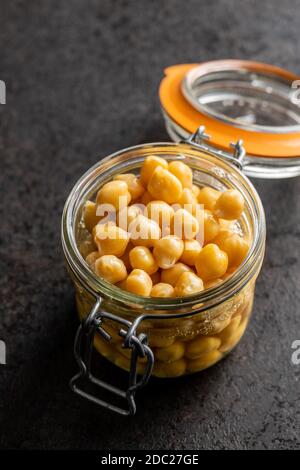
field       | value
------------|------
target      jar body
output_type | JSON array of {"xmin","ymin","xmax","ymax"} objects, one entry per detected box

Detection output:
[
  {"xmin": 62, "ymin": 141, "xmax": 265, "ymax": 381},
  {"xmin": 73, "ymin": 272, "xmax": 257, "ymax": 378}
]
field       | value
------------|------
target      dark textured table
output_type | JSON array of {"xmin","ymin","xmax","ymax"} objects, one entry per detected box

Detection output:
[{"xmin": 1, "ymin": 0, "xmax": 300, "ymax": 450}]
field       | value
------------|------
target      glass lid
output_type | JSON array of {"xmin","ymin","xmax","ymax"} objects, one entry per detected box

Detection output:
[{"xmin": 182, "ymin": 63, "xmax": 300, "ymax": 134}]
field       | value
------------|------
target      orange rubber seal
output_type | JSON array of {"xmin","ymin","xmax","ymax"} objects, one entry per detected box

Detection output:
[{"xmin": 159, "ymin": 61, "xmax": 300, "ymax": 158}]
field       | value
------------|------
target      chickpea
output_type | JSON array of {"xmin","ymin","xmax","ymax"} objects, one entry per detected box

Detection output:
[
  {"xmin": 153, "ymin": 235, "xmax": 184, "ymax": 269},
  {"xmin": 140, "ymin": 155, "xmax": 169, "ymax": 186},
  {"xmin": 204, "ymin": 278, "xmax": 223, "ymax": 290},
  {"xmin": 153, "ymin": 358, "xmax": 187, "ymax": 378},
  {"xmin": 83, "ymin": 201, "xmax": 102, "ymax": 233},
  {"xmin": 171, "ymin": 208, "xmax": 199, "ymax": 240},
  {"xmin": 94, "ymin": 224, "xmax": 130, "ymax": 257},
  {"xmin": 204, "ymin": 210, "xmax": 220, "ymax": 243},
  {"xmin": 214, "ymin": 232, "xmax": 249, "ymax": 268},
  {"xmin": 117, "ymin": 204, "xmax": 143, "ymax": 230},
  {"xmin": 129, "ymin": 214, "xmax": 161, "ymax": 247},
  {"xmin": 96, "ymin": 180, "xmax": 131, "ymax": 211},
  {"xmin": 168, "ymin": 160, "xmax": 193, "ymax": 188},
  {"xmin": 218, "ymin": 315, "xmax": 241, "ymax": 344},
  {"xmin": 197, "ymin": 187, "xmax": 221, "ymax": 211},
  {"xmin": 180, "ymin": 239, "xmax": 202, "ymax": 266},
  {"xmin": 116, "ymin": 278, "xmax": 128, "ymax": 290},
  {"xmin": 147, "ymin": 167, "xmax": 183, "ymax": 204},
  {"xmin": 129, "ymin": 246, "xmax": 158, "ymax": 275},
  {"xmin": 195, "ymin": 243, "xmax": 228, "ymax": 281},
  {"xmin": 151, "ymin": 283, "xmax": 175, "ymax": 298},
  {"xmin": 155, "ymin": 341, "xmax": 185, "ymax": 362},
  {"xmin": 85, "ymin": 251, "xmax": 101, "ymax": 271},
  {"xmin": 185, "ymin": 336, "xmax": 221, "ymax": 359},
  {"xmin": 214, "ymin": 189, "xmax": 244, "ymax": 220},
  {"xmin": 187, "ymin": 350, "xmax": 222, "ymax": 373},
  {"xmin": 119, "ymin": 242, "xmax": 134, "ymax": 271},
  {"xmin": 177, "ymin": 188, "xmax": 199, "ymax": 217},
  {"xmin": 191, "ymin": 184, "xmax": 201, "ymax": 199},
  {"xmin": 149, "ymin": 333, "xmax": 175, "ymax": 348},
  {"xmin": 94, "ymin": 255, "xmax": 127, "ymax": 284},
  {"xmin": 146, "ymin": 200, "xmax": 174, "ymax": 231},
  {"xmin": 161, "ymin": 262, "xmax": 193, "ymax": 286},
  {"xmin": 114, "ymin": 173, "xmax": 145, "ymax": 200},
  {"xmin": 125, "ymin": 269, "xmax": 153, "ymax": 296},
  {"xmin": 174, "ymin": 271, "xmax": 204, "ymax": 296}
]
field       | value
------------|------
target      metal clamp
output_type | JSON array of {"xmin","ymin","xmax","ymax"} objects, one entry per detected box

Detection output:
[
  {"xmin": 70, "ymin": 298, "xmax": 154, "ymax": 416},
  {"xmin": 183, "ymin": 126, "xmax": 246, "ymax": 170}
]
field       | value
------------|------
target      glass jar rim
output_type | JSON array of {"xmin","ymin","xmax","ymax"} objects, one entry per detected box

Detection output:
[{"xmin": 61, "ymin": 141, "xmax": 266, "ymax": 315}]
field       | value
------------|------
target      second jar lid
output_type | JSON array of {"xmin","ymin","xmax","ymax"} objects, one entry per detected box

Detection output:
[{"xmin": 159, "ymin": 60, "xmax": 300, "ymax": 178}]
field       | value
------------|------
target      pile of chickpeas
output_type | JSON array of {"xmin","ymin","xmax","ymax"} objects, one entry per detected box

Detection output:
[{"xmin": 78, "ymin": 155, "xmax": 253, "ymax": 377}]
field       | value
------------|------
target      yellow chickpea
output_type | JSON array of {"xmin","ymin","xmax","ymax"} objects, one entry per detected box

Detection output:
[
  {"xmin": 153, "ymin": 235, "xmax": 184, "ymax": 269},
  {"xmin": 185, "ymin": 336, "xmax": 221, "ymax": 359},
  {"xmin": 153, "ymin": 358, "xmax": 187, "ymax": 378},
  {"xmin": 187, "ymin": 350, "xmax": 222, "ymax": 373},
  {"xmin": 94, "ymin": 224, "xmax": 129, "ymax": 257},
  {"xmin": 147, "ymin": 167, "xmax": 183, "ymax": 204},
  {"xmin": 85, "ymin": 251, "xmax": 101, "ymax": 271},
  {"xmin": 214, "ymin": 189, "xmax": 244, "ymax": 220},
  {"xmin": 96, "ymin": 180, "xmax": 131, "ymax": 211},
  {"xmin": 174, "ymin": 271, "xmax": 204, "ymax": 296},
  {"xmin": 214, "ymin": 232, "xmax": 249, "ymax": 268},
  {"xmin": 161, "ymin": 262, "xmax": 193, "ymax": 286},
  {"xmin": 168, "ymin": 160, "xmax": 193, "ymax": 188},
  {"xmin": 197, "ymin": 186, "xmax": 221, "ymax": 210},
  {"xmin": 117, "ymin": 204, "xmax": 143, "ymax": 231},
  {"xmin": 180, "ymin": 239, "xmax": 202, "ymax": 266},
  {"xmin": 125, "ymin": 269, "xmax": 153, "ymax": 296},
  {"xmin": 146, "ymin": 200, "xmax": 174, "ymax": 231},
  {"xmin": 195, "ymin": 243, "xmax": 228, "ymax": 281},
  {"xmin": 114, "ymin": 173, "xmax": 145, "ymax": 200},
  {"xmin": 171, "ymin": 208, "xmax": 199, "ymax": 240},
  {"xmin": 155, "ymin": 341, "xmax": 185, "ymax": 362},
  {"xmin": 204, "ymin": 278, "xmax": 223, "ymax": 290},
  {"xmin": 151, "ymin": 283, "xmax": 175, "ymax": 298},
  {"xmin": 83, "ymin": 201, "xmax": 102, "ymax": 233},
  {"xmin": 140, "ymin": 155, "xmax": 169, "ymax": 186},
  {"xmin": 129, "ymin": 246, "xmax": 158, "ymax": 274},
  {"xmin": 129, "ymin": 214, "xmax": 161, "ymax": 247},
  {"xmin": 94, "ymin": 255, "xmax": 127, "ymax": 284},
  {"xmin": 204, "ymin": 210, "xmax": 220, "ymax": 243},
  {"xmin": 177, "ymin": 187, "xmax": 198, "ymax": 209},
  {"xmin": 80, "ymin": 238, "xmax": 97, "ymax": 258}
]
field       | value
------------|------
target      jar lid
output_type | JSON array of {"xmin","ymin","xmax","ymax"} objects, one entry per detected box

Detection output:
[{"xmin": 159, "ymin": 60, "xmax": 300, "ymax": 178}]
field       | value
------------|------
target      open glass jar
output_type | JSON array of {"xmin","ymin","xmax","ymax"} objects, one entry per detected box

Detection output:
[{"xmin": 61, "ymin": 129, "xmax": 266, "ymax": 416}]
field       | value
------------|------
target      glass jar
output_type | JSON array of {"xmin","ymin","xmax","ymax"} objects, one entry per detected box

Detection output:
[{"xmin": 61, "ymin": 131, "xmax": 265, "ymax": 415}]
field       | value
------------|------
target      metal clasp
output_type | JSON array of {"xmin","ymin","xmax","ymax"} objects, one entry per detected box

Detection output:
[
  {"xmin": 183, "ymin": 126, "xmax": 245, "ymax": 170},
  {"xmin": 70, "ymin": 298, "xmax": 154, "ymax": 416}
]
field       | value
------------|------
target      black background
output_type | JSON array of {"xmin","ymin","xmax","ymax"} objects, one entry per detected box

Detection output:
[{"xmin": 0, "ymin": 0, "xmax": 300, "ymax": 450}]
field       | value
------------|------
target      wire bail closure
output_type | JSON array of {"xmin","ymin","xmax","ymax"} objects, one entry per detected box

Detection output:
[
  {"xmin": 70, "ymin": 297, "xmax": 154, "ymax": 416},
  {"xmin": 183, "ymin": 126, "xmax": 245, "ymax": 170}
]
